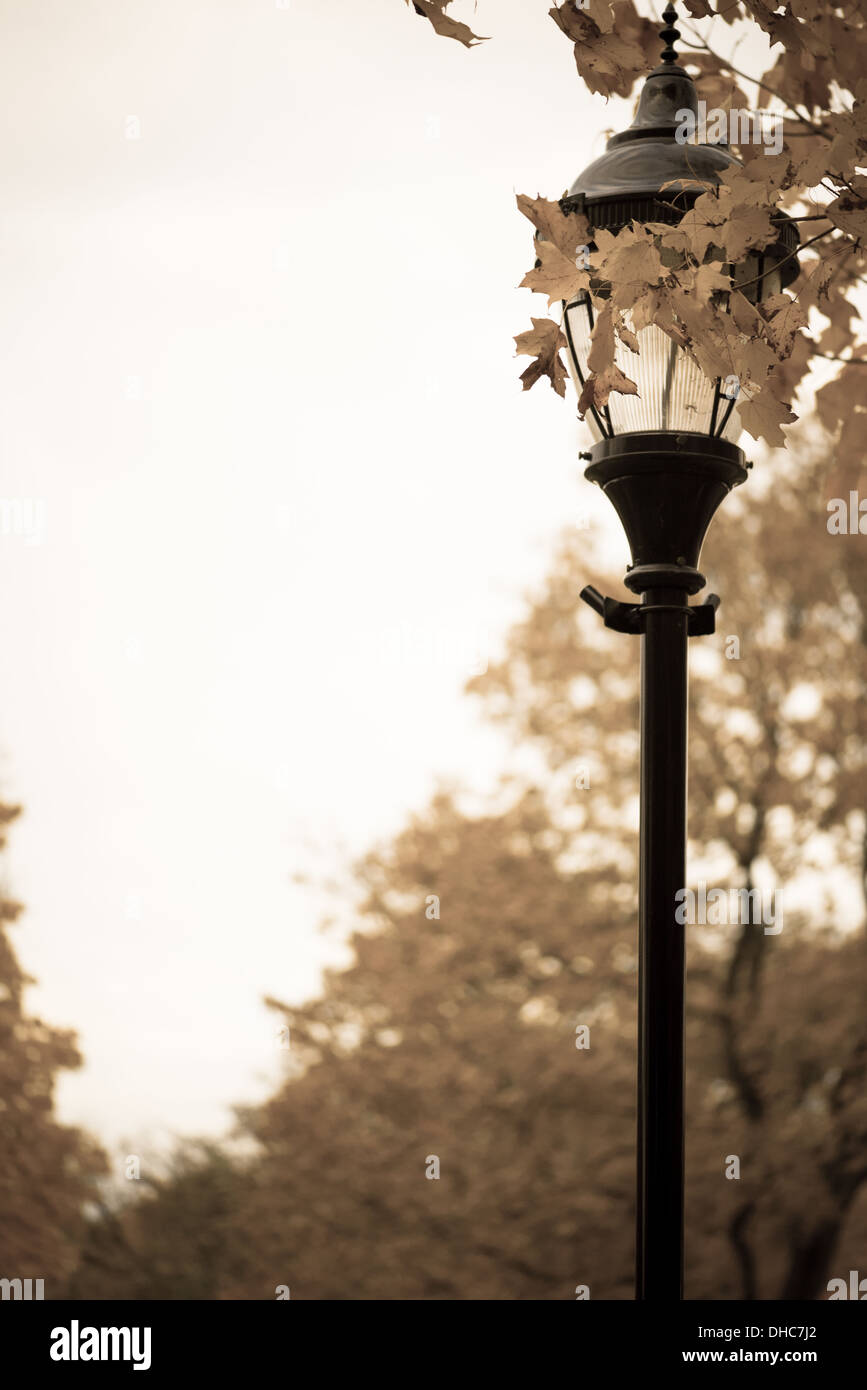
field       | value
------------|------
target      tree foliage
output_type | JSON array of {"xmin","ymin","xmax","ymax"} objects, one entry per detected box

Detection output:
[{"xmin": 0, "ymin": 803, "xmax": 106, "ymax": 1287}]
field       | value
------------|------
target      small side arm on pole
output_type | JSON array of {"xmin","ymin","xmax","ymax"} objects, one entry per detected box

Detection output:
[{"xmin": 579, "ymin": 586, "xmax": 720, "ymax": 637}]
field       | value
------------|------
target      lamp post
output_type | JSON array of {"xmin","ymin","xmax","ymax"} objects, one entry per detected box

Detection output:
[{"xmin": 558, "ymin": 6, "xmax": 799, "ymax": 1300}]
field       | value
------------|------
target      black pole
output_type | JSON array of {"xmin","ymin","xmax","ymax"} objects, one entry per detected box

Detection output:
[
  {"xmin": 580, "ymin": 432, "xmax": 749, "ymax": 1303},
  {"xmin": 635, "ymin": 586, "xmax": 688, "ymax": 1301}
]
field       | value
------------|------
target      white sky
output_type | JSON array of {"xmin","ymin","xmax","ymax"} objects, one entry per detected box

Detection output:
[
  {"xmin": 0, "ymin": 1, "xmax": 809, "ymax": 1159},
  {"xmin": 0, "ymin": 0, "xmax": 632, "ymax": 1154}
]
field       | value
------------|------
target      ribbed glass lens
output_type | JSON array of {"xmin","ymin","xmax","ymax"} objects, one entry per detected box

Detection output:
[{"xmin": 564, "ymin": 294, "xmax": 743, "ymax": 443}]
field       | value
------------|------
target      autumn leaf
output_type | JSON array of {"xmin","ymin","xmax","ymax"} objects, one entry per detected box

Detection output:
[
  {"xmin": 577, "ymin": 361, "xmax": 639, "ymax": 415},
  {"xmin": 739, "ymin": 337, "xmax": 779, "ymax": 386},
  {"xmin": 693, "ymin": 263, "xmax": 733, "ymax": 298},
  {"xmin": 758, "ymin": 46, "xmax": 836, "ymax": 115},
  {"xmin": 726, "ymin": 158, "xmax": 793, "ymax": 206},
  {"xmin": 826, "ymin": 195, "xmax": 867, "ymax": 244},
  {"xmin": 817, "ymin": 314, "xmax": 856, "ymax": 360},
  {"xmin": 648, "ymin": 222, "xmax": 694, "ymax": 271},
  {"xmin": 516, "ymin": 194, "xmax": 591, "ymax": 259},
  {"xmin": 517, "ymin": 194, "xmax": 593, "ymax": 305},
  {"xmin": 759, "ymin": 294, "xmax": 809, "ymax": 357},
  {"xmin": 515, "ymin": 318, "xmax": 570, "ymax": 397},
  {"xmin": 766, "ymin": 330, "xmax": 812, "ymax": 410},
  {"xmin": 576, "ymin": 31, "xmax": 651, "ymax": 100},
  {"xmin": 747, "ymin": 0, "xmax": 805, "ymax": 55},
  {"xmin": 730, "ymin": 291, "xmax": 764, "ymax": 339},
  {"xmin": 548, "ymin": 0, "xmax": 613, "ymax": 40},
  {"xmin": 594, "ymin": 225, "xmax": 664, "ymax": 308},
  {"xmin": 795, "ymin": 144, "xmax": 837, "ymax": 193},
  {"xmin": 609, "ymin": 0, "xmax": 659, "ymax": 73},
  {"xmin": 520, "ymin": 241, "xmax": 592, "ymax": 305},
  {"xmin": 665, "ymin": 286, "xmax": 723, "ymax": 355},
  {"xmin": 816, "ymin": 369, "xmax": 859, "ymax": 436},
  {"xmin": 684, "ymin": 186, "xmax": 778, "ymax": 262},
  {"xmin": 658, "ymin": 178, "xmax": 717, "ymax": 196},
  {"xmin": 683, "ymin": 324, "xmax": 739, "ymax": 385},
  {"xmin": 805, "ymin": 257, "xmax": 842, "ymax": 303},
  {"xmin": 736, "ymin": 382, "xmax": 797, "ymax": 447},
  {"xmin": 549, "ymin": 0, "xmax": 648, "ymax": 99},
  {"xmin": 586, "ymin": 300, "xmax": 617, "ymax": 375},
  {"xmin": 630, "ymin": 288, "xmax": 668, "ymax": 333},
  {"xmin": 408, "ymin": 0, "xmax": 488, "ymax": 47},
  {"xmin": 684, "ymin": 52, "xmax": 750, "ymax": 114}
]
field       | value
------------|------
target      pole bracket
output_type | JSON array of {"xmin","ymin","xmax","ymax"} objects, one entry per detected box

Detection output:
[{"xmin": 579, "ymin": 586, "xmax": 720, "ymax": 636}]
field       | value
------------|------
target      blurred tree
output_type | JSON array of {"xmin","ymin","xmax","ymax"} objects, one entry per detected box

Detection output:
[
  {"xmin": 65, "ymin": 1143, "xmax": 249, "ymax": 1299},
  {"xmin": 0, "ymin": 802, "xmax": 106, "ymax": 1289},
  {"xmin": 67, "ymin": 436, "xmax": 867, "ymax": 1300}
]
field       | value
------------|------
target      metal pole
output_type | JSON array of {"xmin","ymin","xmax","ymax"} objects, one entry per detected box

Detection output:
[
  {"xmin": 635, "ymin": 586, "xmax": 688, "ymax": 1301},
  {"xmin": 580, "ymin": 432, "xmax": 748, "ymax": 1301}
]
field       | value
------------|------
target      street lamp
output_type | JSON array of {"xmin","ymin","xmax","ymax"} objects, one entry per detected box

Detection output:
[{"xmin": 560, "ymin": 5, "xmax": 799, "ymax": 1301}]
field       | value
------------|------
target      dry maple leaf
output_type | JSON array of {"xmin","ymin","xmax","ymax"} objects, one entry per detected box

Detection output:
[
  {"xmin": 549, "ymin": 0, "xmax": 648, "ymax": 99},
  {"xmin": 759, "ymin": 295, "xmax": 809, "ymax": 357},
  {"xmin": 758, "ymin": 41, "xmax": 837, "ymax": 114},
  {"xmin": 594, "ymin": 225, "xmax": 665, "ymax": 308},
  {"xmin": 573, "ymin": 302, "xmax": 641, "ymax": 413},
  {"xmin": 791, "ymin": 112, "xmax": 866, "ymax": 192},
  {"xmin": 577, "ymin": 31, "xmax": 650, "ymax": 100},
  {"xmin": 736, "ymin": 383, "xmax": 798, "ymax": 447},
  {"xmin": 408, "ymin": 0, "xmax": 488, "ymax": 47},
  {"xmin": 684, "ymin": 53, "xmax": 751, "ymax": 114},
  {"xmin": 520, "ymin": 240, "xmax": 593, "ymax": 305},
  {"xmin": 578, "ymin": 362, "xmax": 639, "ymax": 416},
  {"xmin": 684, "ymin": 327, "xmax": 740, "ymax": 386},
  {"xmin": 805, "ymin": 257, "xmax": 842, "ymax": 303},
  {"xmin": 515, "ymin": 318, "xmax": 570, "ymax": 397},
  {"xmin": 682, "ymin": 188, "xmax": 777, "ymax": 263},
  {"xmin": 549, "ymin": 0, "xmax": 614, "ymax": 42},
  {"xmin": 516, "ymin": 194, "xmax": 592, "ymax": 258},
  {"xmin": 826, "ymin": 195, "xmax": 867, "ymax": 244},
  {"xmin": 816, "ymin": 302, "xmax": 859, "ymax": 358},
  {"xmin": 767, "ymin": 330, "xmax": 812, "ymax": 411},
  {"xmin": 730, "ymin": 291, "xmax": 764, "ymax": 339},
  {"xmin": 724, "ymin": 160, "xmax": 794, "ymax": 207},
  {"xmin": 693, "ymin": 263, "xmax": 733, "ymax": 298},
  {"xmin": 630, "ymin": 288, "xmax": 668, "ymax": 333},
  {"xmin": 609, "ymin": 0, "xmax": 659, "ymax": 72},
  {"xmin": 747, "ymin": 0, "xmax": 805, "ymax": 55},
  {"xmin": 739, "ymin": 337, "xmax": 779, "ymax": 386},
  {"xmin": 815, "ymin": 364, "xmax": 867, "ymax": 439},
  {"xmin": 517, "ymin": 194, "xmax": 593, "ymax": 305}
]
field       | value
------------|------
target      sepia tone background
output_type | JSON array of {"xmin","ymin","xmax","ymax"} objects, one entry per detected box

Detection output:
[{"xmin": 0, "ymin": 0, "xmax": 864, "ymax": 1298}]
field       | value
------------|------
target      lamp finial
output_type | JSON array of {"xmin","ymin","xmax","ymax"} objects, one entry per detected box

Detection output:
[{"xmin": 659, "ymin": 3, "xmax": 680, "ymax": 65}]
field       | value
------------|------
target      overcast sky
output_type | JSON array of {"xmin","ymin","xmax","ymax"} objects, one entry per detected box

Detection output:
[{"xmin": 0, "ymin": 0, "xmax": 782, "ymax": 1156}]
